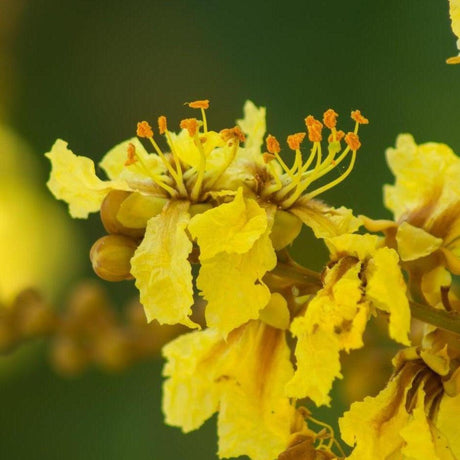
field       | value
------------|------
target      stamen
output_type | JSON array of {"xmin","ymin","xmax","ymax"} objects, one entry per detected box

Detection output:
[
  {"xmin": 125, "ymin": 143, "xmax": 137, "ymax": 166},
  {"xmin": 351, "ymin": 110, "xmax": 369, "ymax": 125},
  {"xmin": 187, "ymin": 100, "xmax": 210, "ymax": 109},
  {"xmin": 190, "ymin": 131, "xmax": 207, "ymax": 201},
  {"xmin": 180, "ymin": 118, "xmax": 199, "ymax": 137},
  {"xmin": 323, "ymin": 109, "xmax": 338, "ymax": 129},
  {"xmin": 263, "ymin": 153, "xmax": 276, "ymax": 163},
  {"xmin": 266, "ymin": 135, "xmax": 281, "ymax": 154},
  {"xmin": 220, "ymin": 126, "xmax": 246, "ymax": 143},
  {"xmin": 158, "ymin": 115, "xmax": 167, "ymax": 135},
  {"xmin": 328, "ymin": 130, "xmax": 345, "ymax": 143},
  {"xmin": 305, "ymin": 115, "xmax": 323, "ymax": 142},
  {"xmin": 125, "ymin": 141, "xmax": 177, "ymax": 197},
  {"xmin": 186, "ymin": 100, "xmax": 209, "ymax": 133},
  {"xmin": 287, "ymin": 133, "xmax": 306, "ymax": 151},
  {"xmin": 136, "ymin": 121, "xmax": 154, "ymax": 138},
  {"xmin": 345, "ymin": 132, "xmax": 361, "ymax": 151},
  {"xmin": 265, "ymin": 135, "xmax": 295, "ymax": 179}
]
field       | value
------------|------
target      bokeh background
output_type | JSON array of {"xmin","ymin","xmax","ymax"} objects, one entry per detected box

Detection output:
[{"xmin": 1, "ymin": 0, "xmax": 459, "ymax": 458}]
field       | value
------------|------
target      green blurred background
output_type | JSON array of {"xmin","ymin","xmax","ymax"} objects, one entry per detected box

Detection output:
[{"xmin": 0, "ymin": 0, "xmax": 459, "ymax": 458}]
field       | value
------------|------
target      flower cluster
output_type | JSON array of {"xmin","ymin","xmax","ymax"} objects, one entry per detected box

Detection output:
[{"xmin": 45, "ymin": 99, "xmax": 460, "ymax": 459}]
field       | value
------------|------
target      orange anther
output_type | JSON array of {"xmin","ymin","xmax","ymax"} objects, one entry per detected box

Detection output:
[
  {"xmin": 136, "ymin": 121, "xmax": 153, "ymax": 138},
  {"xmin": 125, "ymin": 143, "xmax": 137, "ymax": 166},
  {"xmin": 305, "ymin": 116, "xmax": 323, "ymax": 142},
  {"xmin": 158, "ymin": 116, "xmax": 167, "ymax": 135},
  {"xmin": 328, "ymin": 129, "xmax": 345, "ymax": 143},
  {"xmin": 351, "ymin": 110, "xmax": 369, "ymax": 125},
  {"xmin": 187, "ymin": 100, "xmax": 210, "ymax": 109},
  {"xmin": 180, "ymin": 118, "xmax": 199, "ymax": 137},
  {"xmin": 266, "ymin": 135, "xmax": 281, "ymax": 154},
  {"xmin": 263, "ymin": 153, "xmax": 276, "ymax": 163},
  {"xmin": 345, "ymin": 132, "xmax": 361, "ymax": 151},
  {"xmin": 220, "ymin": 126, "xmax": 246, "ymax": 143},
  {"xmin": 323, "ymin": 109, "xmax": 338, "ymax": 129},
  {"xmin": 287, "ymin": 133, "xmax": 306, "ymax": 150}
]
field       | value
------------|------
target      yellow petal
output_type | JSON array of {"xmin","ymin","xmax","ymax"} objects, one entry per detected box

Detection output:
[
  {"xmin": 291, "ymin": 199, "xmax": 361, "ymax": 239},
  {"xmin": 366, "ymin": 247, "xmax": 411, "ymax": 345},
  {"xmin": 197, "ymin": 214, "xmax": 277, "ymax": 336},
  {"xmin": 259, "ymin": 293, "xmax": 291, "ymax": 330},
  {"xmin": 339, "ymin": 373, "xmax": 413, "ymax": 459},
  {"xmin": 436, "ymin": 392, "xmax": 460, "ymax": 458},
  {"xmin": 236, "ymin": 100, "xmax": 266, "ymax": 150},
  {"xmin": 326, "ymin": 233, "xmax": 381, "ymax": 261},
  {"xmin": 286, "ymin": 262, "xmax": 366, "ymax": 406},
  {"xmin": 130, "ymin": 200, "xmax": 197, "ymax": 328},
  {"xmin": 162, "ymin": 321, "xmax": 297, "ymax": 460},
  {"xmin": 188, "ymin": 188, "xmax": 268, "ymax": 259},
  {"xmin": 286, "ymin": 317, "xmax": 342, "ymax": 406},
  {"xmin": 162, "ymin": 328, "xmax": 222, "ymax": 432},
  {"xmin": 400, "ymin": 389, "xmax": 441, "ymax": 460},
  {"xmin": 396, "ymin": 222, "xmax": 443, "ymax": 261},
  {"xmin": 449, "ymin": 0, "xmax": 460, "ymax": 40},
  {"xmin": 46, "ymin": 139, "xmax": 129, "ymax": 218},
  {"xmin": 384, "ymin": 134, "xmax": 458, "ymax": 221}
]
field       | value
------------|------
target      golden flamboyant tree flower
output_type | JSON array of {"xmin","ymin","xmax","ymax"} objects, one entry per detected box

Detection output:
[{"xmin": 46, "ymin": 101, "xmax": 366, "ymax": 338}]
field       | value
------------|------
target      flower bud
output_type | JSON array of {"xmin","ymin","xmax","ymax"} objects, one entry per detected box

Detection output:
[
  {"xmin": 100, "ymin": 190, "xmax": 145, "ymax": 238},
  {"xmin": 116, "ymin": 192, "xmax": 168, "ymax": 229},
  {"xmin": 90, "ymin": 235, "xmax": 138, "ymax": 282},
  {"xmin": 270, "ymin": 210, "xmax": 302, "ymax": 250},
  {"xmin": 51, "ymin": 337, "xmax": 89, "ymax": 376}
]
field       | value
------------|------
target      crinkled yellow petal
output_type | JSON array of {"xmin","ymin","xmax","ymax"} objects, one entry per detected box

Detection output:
[
  {"xmin": 384, "ymin": 134, "xmax": 458, "ymax": 221},
  {"xmin": 188, "ymin": 188, "xmax": 268, "ymax": 259},
  {"xmin": 162, "ymin": 321, "xmax": 297, "ymax": 460},
  {"xmin": 396, "ymin": 222, "xmax": 443, "ymax": 261},
  {"xmin": 436, "ymin": 392, "xmax": 460, "ymax": 458},
  {"xmin": 286, "ymin": 263, "xmax": 366, "ymax": 406},
  {"xmin": 259, "ymin": 293, "xmax": 291, "ymax": 330},
  {"xmin": 130, "ymin": 200, "xmax": 196, "ymax": 328},
  {"xmin": 326, "ymin": 233, "xmax": 381, "ymax": 261},
  {"xmin": 441, "ymin": 247, "xmax": 460, "ymax": 275},
  {"xmin": 366, "ymin": 247, "xmax": 411, "ymax": 345},
  {"xmin": 400, "ymin": 389, "xmax": 442, "ymax": 460},
  {"xmin": 236, "ymin": 100, "xmax": 266, "ymax": 150},
  {"xmin": 162, "ymin": 327, "xmax": 222, "ymax": 432},
  {"xmin": 45, "ymin": 139, "xmax": 130, "ymax": 218},
  {"xmin": 291, "ymin": 199, "xmax": 361, "ymax": 239},
  {"xmin": 286, "ymin": 318, "xmax": 341, "ymax": 407},
  {"xmin": 339, "ymin": 373, "xmax": 413, "ymax": 459},
  {"xmin": 197, "ymin": 212, "xmax": 276, "ymax": 336}
]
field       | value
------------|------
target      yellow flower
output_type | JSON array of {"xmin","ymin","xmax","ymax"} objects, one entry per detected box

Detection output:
[
  {"xmin": 162, "ymin": 320, "xmax": 303, "ymax": 460},
  {"xmin": 447, "ymin": 0, "xmax": 460, "ymax": 64},
  {"xmin": 339, "ymin": 337, "xmax": 460, "ymax": 459},
  {"xmin": 286, "ymin": 233, "xmax": 410, "ymax": 406},
  {"xmin": 46, "ymin": 103, "xmax": 278, "ymax": 336},
  {"xmin": 382, "ymin": 134, "xmax": 460, "ymax": 276},
  {"xmin": 46, "ymin": 101, "xmax": 367, "ymax": 336}
]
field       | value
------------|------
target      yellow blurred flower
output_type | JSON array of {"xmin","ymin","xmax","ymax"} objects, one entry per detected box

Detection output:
[
  {"xmin": 0, "ymin": 124, "xmax": 81, "ymax": 304},
  {"xmin": 286, "ymin": 233, "xmax": 410, "ymax": 406}
]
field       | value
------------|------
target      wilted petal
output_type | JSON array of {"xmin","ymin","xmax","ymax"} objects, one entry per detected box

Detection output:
[{"xmin": 45, "ymin": 139, "xmax": 129, "ymax": 218}]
